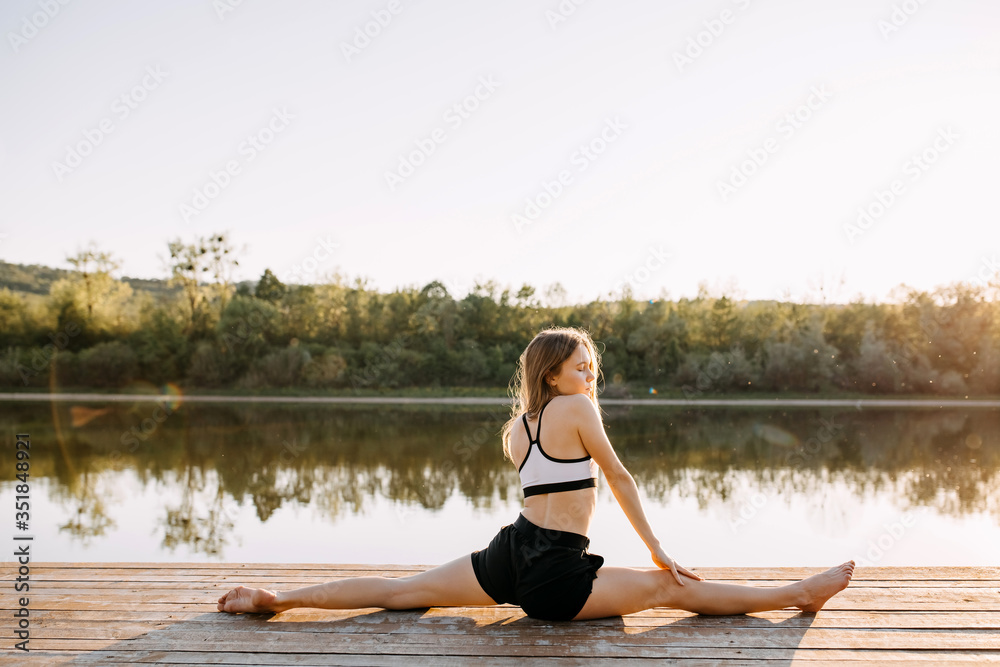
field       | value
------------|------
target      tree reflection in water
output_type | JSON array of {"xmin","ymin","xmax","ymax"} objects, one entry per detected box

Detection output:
[
  {"xmin": 3, "ymin": 401, "xmax": 997, "ymax": 556},
  {"xmin": 55, "ymin": 469, "xmax": 115, "ymax": 543}
]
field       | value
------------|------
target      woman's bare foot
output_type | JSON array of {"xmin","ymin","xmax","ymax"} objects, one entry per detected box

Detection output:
[
  {"xmin": 795, "ymin": 560, "xmax": 855, "ymax": 612},
  {"xmin": 217, "ymin": 585, "xmax": 281, "ymax": 613}
]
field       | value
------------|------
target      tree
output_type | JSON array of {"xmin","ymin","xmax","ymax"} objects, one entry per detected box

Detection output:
[
  {"xmin": 255, "ymin": 269, "xmax": 286, "ymax": 304},
  {"xmin": 0, "ymin": 288, "xmax": 29, "ymax": 347},
  {"xmin": 760, "ymin": 316, "xmax": 839, "ymax": 392},
  {"xmin": 168, "ymin": 238, "xmax": 209, "ymax": 334},
  {"xmin": 411, "ymin": 281, "xmax": 458, "ymax": 348},
  {"xmin": 204, "ymin": 233, "xmax": 241, "ymax": 315},
  {"xmin": 66, "ymin": 243, "xmax": 121, "ymax": 320},
  {"xmin": 167, "ymin": 232, "xmax": 241, "ymax": 334},
  {"xmin": 53, "ymin": 245, "xmax": 132, "ymax": 340},
  {"xmin": 708, "ymin": 296, "xmax": 737, "ymax": 350}
]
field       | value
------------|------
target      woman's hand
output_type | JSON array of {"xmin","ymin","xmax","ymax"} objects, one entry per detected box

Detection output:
[{"xmin": 650, "ymin": 545, "xmax": 703, "ymax": 585}]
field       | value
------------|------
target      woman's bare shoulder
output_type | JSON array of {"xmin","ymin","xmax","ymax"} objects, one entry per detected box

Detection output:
[
  {"xmin": 549, "ymin": 394, "xmax": 592, "ymax": 407},
  {"xmin": 543, "ymin": 395, "xmax": 597, "ymax": 429},
  {"xmin": 547, "ymin": 394, "xmax": 595, "ymax": 414}
]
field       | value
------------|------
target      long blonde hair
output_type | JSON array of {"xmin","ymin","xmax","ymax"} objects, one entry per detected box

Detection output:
[{"xmin": 501, "ymin": 327, "xmax": 604, "ymax": 461}]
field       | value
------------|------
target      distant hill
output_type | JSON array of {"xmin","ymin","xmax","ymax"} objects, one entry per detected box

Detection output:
[
  {"xmin": 0, "ymin": 260, "xmax": 72, "ymax": 295},
  {"xmin": 0, "ymin": 260, "xmax": 182, "ymax": 301},
  {"xmin": 0, "ymin": 260, "xmax": 258, "ymax": 301}
]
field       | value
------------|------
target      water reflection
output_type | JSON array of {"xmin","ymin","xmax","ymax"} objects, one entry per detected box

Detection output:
[{"xmin": 2, "ymin": 401, "xmax": 997, "ymax": 558}]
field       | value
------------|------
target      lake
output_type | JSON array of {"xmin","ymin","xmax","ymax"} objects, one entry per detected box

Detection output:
[{"xmin": 2, "ymin": 398, "xmax": 997, "ymax": 568}]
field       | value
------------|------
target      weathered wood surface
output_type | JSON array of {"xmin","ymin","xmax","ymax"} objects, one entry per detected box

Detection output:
[{"xmin": 1, "ymin": 563, "xmax": 997, "ymax": 666}]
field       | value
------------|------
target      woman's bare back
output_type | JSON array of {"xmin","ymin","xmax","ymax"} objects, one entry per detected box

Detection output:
[{"xmin": 510, "ymin": 396, "xmax": 598, "ymax": 536}]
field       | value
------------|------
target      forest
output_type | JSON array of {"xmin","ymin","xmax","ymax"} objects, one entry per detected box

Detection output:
[{"xmin": 1, "ymin": 233, "xmax": 998, "ymax": 396}]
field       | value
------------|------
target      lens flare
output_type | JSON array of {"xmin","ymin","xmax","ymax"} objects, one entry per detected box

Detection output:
[
  {"xmin": 69, "ymin": 406, "xmax": 112, "ymax": 428},
  {"xmin": 160, "ymin": 382, "xmax": 184, "ymax": 411},
  {"xmin": 751, "ymin": 423, "xmax": 800, "ymax": 448}
]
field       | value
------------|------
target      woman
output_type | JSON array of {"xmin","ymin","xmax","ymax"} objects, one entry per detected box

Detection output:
[{"xmin": 218, "ymin": 327, "xmax": 854, "ymax": 620}]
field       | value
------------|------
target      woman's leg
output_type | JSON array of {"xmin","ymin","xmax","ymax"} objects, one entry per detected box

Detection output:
[
  {"xmin": 573, "ymin": 561, "xmax": 854, "ymax": 620},
  {"xmin": 217, "ymin": 554, "xmax": 496, "ymax": 613}
]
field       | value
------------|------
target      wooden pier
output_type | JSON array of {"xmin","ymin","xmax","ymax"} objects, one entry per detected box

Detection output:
[{"xmin": 3, "ymin": 563, "xmax": 998, "ymax": 665}]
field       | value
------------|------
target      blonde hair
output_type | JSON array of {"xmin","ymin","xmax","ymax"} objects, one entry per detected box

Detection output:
[{"xmin": 501, "ymin": 326, "xmax": 604, "ymax": 461}]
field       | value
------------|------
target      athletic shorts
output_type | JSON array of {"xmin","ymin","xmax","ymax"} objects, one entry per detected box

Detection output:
[{"xmin": 470, "ymin": 513, "xmax": 605, "ymax": 621}]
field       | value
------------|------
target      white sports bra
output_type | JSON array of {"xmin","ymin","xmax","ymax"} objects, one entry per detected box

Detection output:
[{"xmin": 518, "ymin": 401, "xmax": 599, "ymax": 497}]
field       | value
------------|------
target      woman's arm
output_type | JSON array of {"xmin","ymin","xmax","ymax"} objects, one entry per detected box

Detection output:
[
  {"xmin": 569, "ymin": 395, "xmax": 659, "ymax": 549},
  {"xmin": 569, "ymin": 395, "xmax": 702, "ymax": 583}
]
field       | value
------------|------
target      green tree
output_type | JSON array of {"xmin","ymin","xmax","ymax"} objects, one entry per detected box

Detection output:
[
  {"xmin": 65, "ymin": 243, "xmax": 122, "ymax": 320},
  {"xmin": 707, "ymin": 296, "xmax": 737, "ymax": 350},
  {"xmin": 167, "ymin": 238, "xmax": 210, "ymax": 334},
  {"xmin": 167, "ymin": 232, "xmax": 240, "ymax": 334},
  {"xmin": 0, "ymin": 288, "xmax": 30, "ymax": 347},
  {"xmin": 255, "ymin": 269, "xmax": 286, "ymax": 304},
  {"xmin": 204, "ymin": 233, "xmax": 241, "ymax": 315}
]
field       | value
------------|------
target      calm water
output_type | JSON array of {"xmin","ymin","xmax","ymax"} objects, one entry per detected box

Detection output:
[{"xmin": 1, "ymin": 399, "xmax": 997, "ymax": 568}]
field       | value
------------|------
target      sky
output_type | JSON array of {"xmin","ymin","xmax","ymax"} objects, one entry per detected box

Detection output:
[{"xmin": 1, "ymin": 0, "xmax": 998, "ymax": 305}]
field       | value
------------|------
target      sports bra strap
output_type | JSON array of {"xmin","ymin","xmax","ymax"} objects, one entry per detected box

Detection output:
[
  {"xmin": 521, "ymin": 402, "xmax": 548, "ymax": 445},
  {"xmin": 517, "ymin": 400, "xmax": 597, "ymax": 496}
]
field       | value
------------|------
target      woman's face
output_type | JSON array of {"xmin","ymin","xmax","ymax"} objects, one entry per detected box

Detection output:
[{"xmin": 548, "ymin": 343, "xmax": 595, "ymax": 396}]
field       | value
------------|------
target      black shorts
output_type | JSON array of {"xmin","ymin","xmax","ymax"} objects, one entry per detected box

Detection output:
[{"xmin": 470, "ymin": 514, "xmax": 605, "ymax": 621}]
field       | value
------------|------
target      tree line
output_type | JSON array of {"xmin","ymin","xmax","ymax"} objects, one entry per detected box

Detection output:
[{"xmin": 1, "ymin": 234, "xmax": 998, "ymax": 395}]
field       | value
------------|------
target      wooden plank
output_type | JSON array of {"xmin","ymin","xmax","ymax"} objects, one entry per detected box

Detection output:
[
  {"xmin": 43, "ymin": 651, "xmax": 1000, "ymax": 666},
  {"xmin": 29, "ymin": 571, "xmax": 987, "ymax": 581},
  {"xmin": 11, "ymin": 563, "xmax": 1000, "ymax": 579},
  {"xmin": 31, "ymin": 581, "xmax": 995, "ymax": 594},
  {"xmin": 21, "ymin": 609, "xmax": 1000, "ymax": 628},
  {"xmin": 19, "ymin": 619, "xmax": 1000, "ymax": 650},
  {"xmin": 15, "ymin": 636, "xmax": 1000, "ymax": 659},
  {"xmin": 62, "ymin": 655, "xmax": 591, "ymax": 667},
  {"xmin": 4, "ymin": 563, "xmax": 994, "ymax": 664},
  {"xmin": 23, "ymin": 573, "xmax": 1000, "ymax": 588},
  {"xmin": 9, "ymin": 561, "xmax": 1000, "ymax": 579},
  {"xmin": 25, "ymin": 579, "xmax": 1000, "ymax": 593},
  {"xmin": 16, "ymin": 627, "xmax": 1000, "ymax": 651},
  {"xmin": 14, "ymin": 588, "xmax": 1000, "ymax": 610}
]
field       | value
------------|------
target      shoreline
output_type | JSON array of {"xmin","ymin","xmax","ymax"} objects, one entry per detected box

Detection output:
[{"xmin": 2, "ymin": 392, "xmax": 999, "ymax": 408}]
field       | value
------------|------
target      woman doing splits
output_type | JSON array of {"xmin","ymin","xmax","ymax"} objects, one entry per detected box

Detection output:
[{"xmin": 218, "ymin": 327, "xmax": 854, "ymax": 621}]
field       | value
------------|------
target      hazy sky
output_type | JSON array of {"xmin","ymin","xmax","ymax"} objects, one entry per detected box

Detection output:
[{"xmin": 2, "ymin": 0, "xmax": 998, "ymax": 304}]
